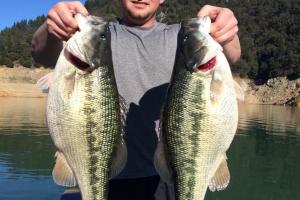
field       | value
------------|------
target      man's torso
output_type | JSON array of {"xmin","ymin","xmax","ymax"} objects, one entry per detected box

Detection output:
[{"xmin": 108, "ymin": 21, "xmax": 180, "ymax": 179}]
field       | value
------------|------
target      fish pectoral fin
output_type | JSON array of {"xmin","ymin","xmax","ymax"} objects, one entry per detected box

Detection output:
[
  {"xmin": 109, "ymin": 137, "xmax": 127, "ymax": 179},
  {"xmin": 52, "ymin": 151, "xmax": 77, "ymax": 187},
  {"xmin": 210, "ymin": 78, "xmax": 224, "ymax": 104},
  {"xmin": 36, "ymin": 72, "xmax": 54, "ymax": 93},
  {"xmin": 154, "ymin": 138, "xmax": 173, "ymax": 184},
  {"xmin": 62, "ymin": 70, "xmax": 76, "ymax": 99},
  {"xmin": 233, "ymin": 80, "xmax": 245, "ymax": 101},
  {"xmin": 208, "ymin": 157, "xmax": 230, "ymax": 192}
]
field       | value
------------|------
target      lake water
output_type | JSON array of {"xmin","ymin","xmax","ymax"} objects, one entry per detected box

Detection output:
[{"xmin": 0, "ymin": 98, "xmax": 299, "ymax": 200}]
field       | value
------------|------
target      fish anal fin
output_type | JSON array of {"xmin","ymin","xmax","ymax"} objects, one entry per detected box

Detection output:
[
  {"xmin": 119, "ymin": 95, "xmax": 128, "ymax": 128},
  {"xmin": 109, "ymin": 95, "xmax": 128, "ymax": 179},
  {"xmin": 209, "ymin": 157, "xmax": 230, "ymax": 192},
  {"xmin": 154, "ymin": 139, "xmax": 173, "ymax": 184},
  {"xmin": 233, "ymin": 80, "xmax": 245, "ymax": 101},
  {"xmin": 52, "ymin": 151, "xmax": 77, "ymax": 187},
  {"xmin": 109, "ymin": 137, "xmax": 127, "ymax": 179}
]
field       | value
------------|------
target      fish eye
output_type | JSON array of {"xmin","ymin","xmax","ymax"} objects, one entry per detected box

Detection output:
[
  {"xmin": 91, "ymin": 21, "xmax": 100, "ymax": 26},
  {"xmin": 100, "ymin": 33, "xmax": 106, "ymax": 40},
  {"xmin": 183, "ymin": 35, "xmax": 189, "ymax": 42}
]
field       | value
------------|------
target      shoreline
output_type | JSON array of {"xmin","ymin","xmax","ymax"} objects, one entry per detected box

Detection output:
[
  {"xmin": 0, "ymin": 66, "xmax": 299, "ymax": 106},
  {"xmin": 0, "ymin": 83, "xmax": 46, "ymax": 98},
  {"xmin": 0, "ymin": 66, "xmax": 52, "ymax": 98}
]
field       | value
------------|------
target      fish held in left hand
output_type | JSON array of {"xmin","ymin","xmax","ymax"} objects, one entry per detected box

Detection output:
[
  {"xmin": 154, "ymin": 16, "xmax": 244, "ymax": 200},
  {"xmin": 38, "ymin": 13, "xmax": 127, "ymax": 200}
]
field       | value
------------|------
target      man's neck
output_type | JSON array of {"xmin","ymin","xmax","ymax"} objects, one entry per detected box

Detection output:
[{"xmin": 121, "ymin": 16, "xmax": 157, "ymax": 28}]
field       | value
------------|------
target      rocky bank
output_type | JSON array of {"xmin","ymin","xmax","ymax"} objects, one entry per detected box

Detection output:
[
  {"xmin": 236, "ymin": 77, "xmax": 300, "ymax": 107},
  {"xmin": 0, "ymin": 66, "xmax": 299, "ymax": 106}
]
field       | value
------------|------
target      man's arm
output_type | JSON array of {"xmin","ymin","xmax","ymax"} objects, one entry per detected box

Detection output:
[
  {"xmin": 31, "ymin": 22, "xmax": 63, "ymax": 67},
  {"xmin": 197, "ymin": 5, "xmax": 241, "ymax": 64},
  {"xmin": 222, "ymin": 34, "xmax": 241, "ymax": 64},
  {"xmin": 31, "ymin": 1, "xmax": 89, "ymax": 67}
]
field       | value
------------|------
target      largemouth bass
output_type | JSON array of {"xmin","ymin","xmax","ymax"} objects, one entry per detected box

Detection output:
[
  {"xmin": 40, "ymin": 14, "xmax": 126, "ymax": 200},
  {"xmin": 155, "ymin": 16, "xmax": 243, "ymax": 200}
]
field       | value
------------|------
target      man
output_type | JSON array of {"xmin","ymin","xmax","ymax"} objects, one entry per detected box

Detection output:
[{"xmin": 32, "ymin": 1, "xmax": 241, "ymax": 200}]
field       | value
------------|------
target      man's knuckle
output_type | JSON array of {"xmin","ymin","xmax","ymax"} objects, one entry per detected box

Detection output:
[
  {"xmin": 64, "ymin": 16, "xmax": 75, "ymax": 26},
  {"xmin": 202, "ymin": 4, "xmax": 211, "ymax": 10},
  {"xmin": 73, "ymin": 1, "xmax": 81, "ymax": 5},
  {"xmin": 46, "ymin": 19, "xmax": 52, "ymax": 26},
  {"xmin": 56, "ymin": 2, "xmax": 64, "ymax": 7},
  {"xmin": 224, "ymin": 8, "xmax": 233, "ymax": 15},
  {"xmin": 233, "ymin": 18, "xmax": 238, "ymax": 25},
  {"xmin": 215, "ymin": 23, "xmax": 222, "ymax": 31},
  {"xmin": 235, "ymin": 26, "xmax": 239, "ymax": 34},
  {"xmin": 47, "ymin": 9, "xmax": 55, "ymax": 18}
]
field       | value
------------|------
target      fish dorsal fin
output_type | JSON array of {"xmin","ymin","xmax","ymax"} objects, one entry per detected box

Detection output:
[
  {"xmin": 208, "ymin": 156, "xmax": 230, "ymax": 192},
  {"xmin": 154, "ymin": 136, "xmax": 173, "ymax": 184},
  {"xmin": 52, "ymin": 151, "xmax": 77, "ymax": 187},
  {"xmin": 36, "ymin": 72, "xmax": 54, "ymax": 93},
  {"xmin": 233, "ymin": 80, "xmax": 245, "ymax": 101},
  {"xmin": 109, "ymin": 95, "xmax": 128, "ymax": 179}
]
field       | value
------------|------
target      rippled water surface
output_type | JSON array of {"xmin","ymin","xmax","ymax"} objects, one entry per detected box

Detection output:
[
  {"xmin": 0, "ymin": 98, "xmax": 299, "ymax": 200},
  {"xmin": 0, "ymin": 98, "xmax": 62, "ymax": 200}
]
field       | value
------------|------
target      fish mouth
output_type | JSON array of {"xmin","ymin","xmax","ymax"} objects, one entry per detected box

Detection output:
[
  {"xmin": 64, "ymin": 49, "xmax": 91, "ymax": 71},
  {"xmin": 193, "ymin": 57, "xmax": 216, "ymax": 74}
]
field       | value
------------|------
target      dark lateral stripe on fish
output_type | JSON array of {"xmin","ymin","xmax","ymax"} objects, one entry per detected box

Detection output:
[
  {"xmin": 83, "ymin": 75, "xmax": 103, "ymax": 198},
  {"xmin": 164, "ymin": 73, "xmax": 207, "ymax": 199}
]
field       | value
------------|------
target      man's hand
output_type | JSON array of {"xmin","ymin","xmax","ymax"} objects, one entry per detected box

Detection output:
[
  {"xmin": 197, "ymin": 5, "xmax": 238, "ymax": 45},
  {"xmin": 47, "ymin": 1, "xmax": 89, "ymax": 40},
  {"xmin": 197, "ymin": 5, "xmax": 241, "ymax": 63}
]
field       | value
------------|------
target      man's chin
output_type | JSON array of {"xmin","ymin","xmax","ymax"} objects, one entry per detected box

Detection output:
[
  {"xmin": 129, "ymin": 12, "xmax": 149, "ymax": 20},
  {"xmin": 128, "ymin": 13, "xmax": 151, "ymax": 24}
]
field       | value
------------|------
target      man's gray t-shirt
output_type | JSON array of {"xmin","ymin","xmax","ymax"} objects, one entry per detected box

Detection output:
[{"xmin": 108, "ymin": 21, "xmax": 180, "ymax": 179}]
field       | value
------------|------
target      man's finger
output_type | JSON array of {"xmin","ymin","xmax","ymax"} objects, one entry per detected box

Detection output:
[
  {"xmin": 214, "ymin": 26, "xmax": 238, "ymax": 45},
  {"xmin": 197, "ymin": 5, "xmax": 221, "ymax": 20},
  {"xmin": 48, "ymin": 9, "xmax": 74, "ymax": 34},
  {"xmin": 56, "ymin": 3, "xmax": 78, "ymax": 30},
  {"xmin": 211, "ymin": 18, "xmax": 237, "ymax": 38},
  {"xmin": 47, "ymin": 19, "xmax": 70, "ymax": 40},
  {"xmin": 71, "ymin": 1, "xmax": 89, "ymax": 16},
  {"xmin": 210, "ymin": 8, "xmax": 235, "ymax": 34}
]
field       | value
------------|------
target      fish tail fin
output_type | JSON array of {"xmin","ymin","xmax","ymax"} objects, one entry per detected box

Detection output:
[
  {"xmin": 52, "ymin": 151, "xmax": 77, "ymax": 187},
  {"xmin": 208, "ymin": 154, "xmax": 230, "ymax": 192}
]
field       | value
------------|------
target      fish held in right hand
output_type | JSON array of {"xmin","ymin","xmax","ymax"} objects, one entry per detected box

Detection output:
[{"xmin": 44, "ymin": 14, "xmax": 127, "ymax": 200}]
